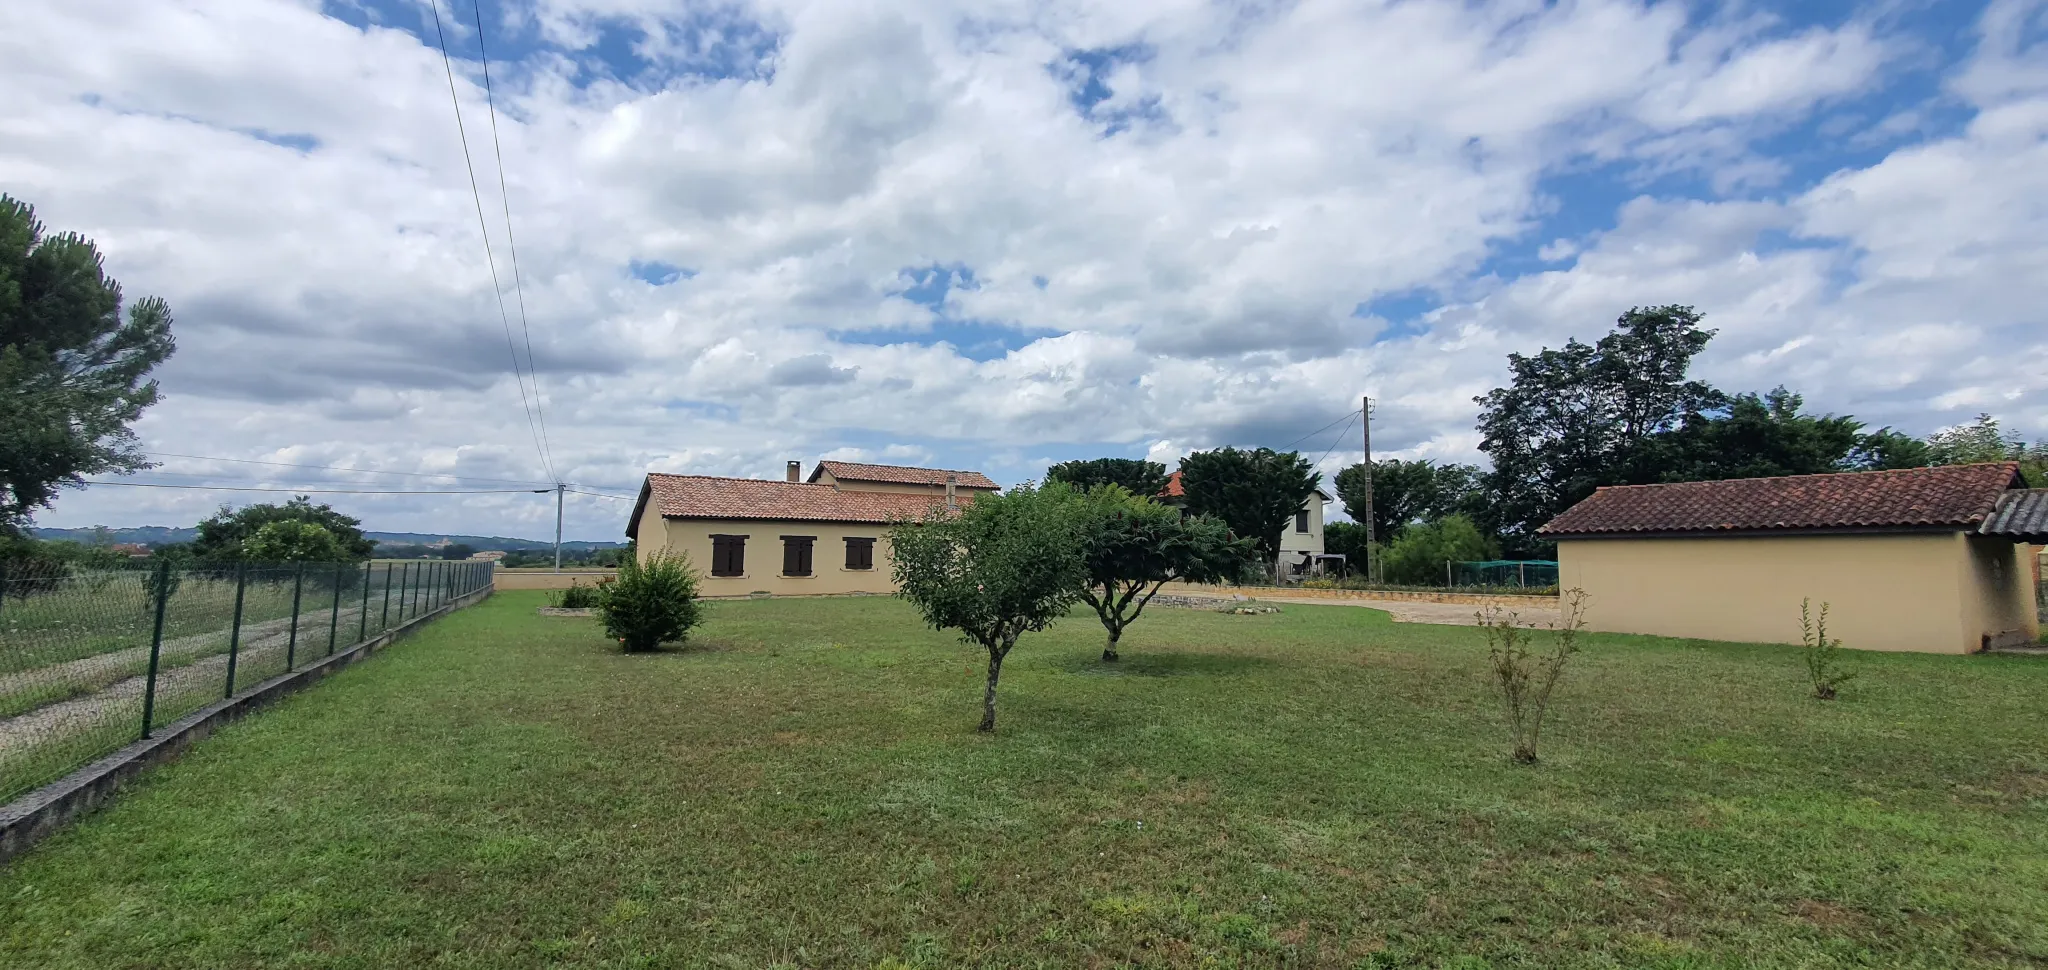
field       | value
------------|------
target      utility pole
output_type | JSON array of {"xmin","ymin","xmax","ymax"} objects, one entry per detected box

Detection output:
[
  {"xmin": 553, "ymin": 483, "xmax": 565, "ymax": 573},
  {"xmin": 1362, "ymin": 395, "xmax": 1376, "ymax": 584}
]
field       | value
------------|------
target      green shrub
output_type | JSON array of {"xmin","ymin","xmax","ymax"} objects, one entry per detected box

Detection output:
[
  {"xmin": 550, "ymin": 579, "xmax": 601, "ymax": 609},
  {"xmin": 1800, "ymin": 598, "xmax": 1854, "ymax": 700},
  {"xmin": 596, "ymin": 553, "xmax": 702, "ymax": 652},
  {"xmin": 1382, "ymin": 514, "xmax": 1498, "ymax": 585},
  {"xmin": 1480, "ymin": 588, "xmax": 1587, "ymax": 764}
]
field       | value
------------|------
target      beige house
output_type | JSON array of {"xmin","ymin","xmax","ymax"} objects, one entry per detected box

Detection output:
[
  {"xmin": 626, "ymin": 461, "xmax": 999, "ymax": 597},
  {"xmin": 1541, "ymin": 462, "xmax": 2046, "ymax": 654}
]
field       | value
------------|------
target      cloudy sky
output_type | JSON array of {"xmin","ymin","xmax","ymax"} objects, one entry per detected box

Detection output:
[{"xmin": 5, "ymin": 0, "xmax": 2044, "ymax": 542}]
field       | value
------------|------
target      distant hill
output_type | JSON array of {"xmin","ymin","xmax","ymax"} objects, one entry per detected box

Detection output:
[
  {"xmin": 32, "ymin": 526, "xmax": 198, "ymax": 545},
  {"xmin": 32, "ymin": 526, "xmax": 623, "ymax": 552}
]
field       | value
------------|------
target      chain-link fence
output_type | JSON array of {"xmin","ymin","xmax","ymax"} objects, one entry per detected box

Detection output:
[{"xmin": 0, "ymin": 559, "xmax": 491, "ymax": 803}]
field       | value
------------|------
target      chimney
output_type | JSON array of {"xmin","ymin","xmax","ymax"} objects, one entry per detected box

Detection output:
[
  {"xmin": 946, "ymin": 474, "xmax": 958, "ymax": 508},
  {"xmin": 786, "ymin": 461, "xmax": 801, "ymax": 483}
]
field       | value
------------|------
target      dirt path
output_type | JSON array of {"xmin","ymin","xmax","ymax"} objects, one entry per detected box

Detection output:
[{"xmin": 1170, "ymin": 593, "xmax": 1562, "ymax": 628}]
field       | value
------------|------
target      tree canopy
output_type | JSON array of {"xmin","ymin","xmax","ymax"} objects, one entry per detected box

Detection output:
[
  {"xmin": 890, "ymin": 482, "xmax": 1088, "ymax": 732},
  {"xmin": 240, "ymin": 521, "xmax": 345, "ymax": 563},
  {"xmin": 192, "ymin": 498, "xmax": 374, "ymax": 562},
  {"xmin": 1176, "ymin": 447, "xmax": 1321, "ymax": 567},
  {"xmin": 1071, "ymin": 486, "xmax": 1255, "ymax": 661},
  {"xmin": 1334, "ymin": 459, "xmax": 1481, "ymax": 543},
  {"xmin": 0, "ymin": 194, "xmax": 176, "ymax": 536},
  {"xmin": 1044, "ymin": 458, "xmax": 1170, "ymax": 498}
]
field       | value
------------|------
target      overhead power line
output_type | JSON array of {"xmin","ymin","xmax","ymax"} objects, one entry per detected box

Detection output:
[
  {"xmin": 469, "ymin": 0, "xmax": 557, "ymax": 481},
  {"xmin": 1282, "ymin": 408, "xmax": 1363, "ymax": 451},
  {"xmin": 1313, "ymin": 410, "xmax": 1362, "ymax": 470},
  {"xmin": 564, "ymin": 487, "xmax": 634, "ymax": 501},
  {"xmin": 83, "ymin": 480, "xmax": 552, "ymax": 497},
  {"xmin": 428, "ymin": 0, "xmax": 556, "ymax": 484}
]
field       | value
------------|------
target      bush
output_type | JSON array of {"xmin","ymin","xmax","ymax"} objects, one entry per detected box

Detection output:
[
  {"xmin": 550, "ymin": 579, "xmax": 601, "ymax": 609},
  {"xmin": 1382, "ymin": 514, "xmax": 1499, "ymax": 585},
  {"xmin": 1800, "ymin": 598, "xmax": 1854, "ymax": 700},
  {"xmin": 1480, "ymin": 588, "xmax": 1587, "ymax": 764},
  {"xmin": 596, "ymin": 553, "xmax": 702, "ymax": 652}
]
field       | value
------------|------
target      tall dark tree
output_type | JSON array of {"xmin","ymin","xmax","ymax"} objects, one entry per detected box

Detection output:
[
  {"xmin": 1072, "ymin": 486, "xmax": 1255, "ymax": 661},
  {"xmin": 0, "ymin": 195, "xmax": 175, "ymax": 536},
  {"xmin": 1334, "ymin": 459, "xmax": 1481, "ymax": 541},
  {"xmin": 191, "ymin": 497, "xmax": 375, "ymax": 562},
  {"xmin": 1657, "ymin": 388, "xmax": 1865, "ymax": 481},
  {"xmin": 1847, "ymin": 428, "xmax": 1934, "ymax": 471},
  {"xmin": 1176, "ymin": 447, "xmax": 1321, "ymax": 568},
  {"xmin": 1475, "ymin": 306, "xmax": 1721, "ymax": 555},
  {"xmin": 1045, "ymin": 458, "xmax": 1171, "ymax": 498}
]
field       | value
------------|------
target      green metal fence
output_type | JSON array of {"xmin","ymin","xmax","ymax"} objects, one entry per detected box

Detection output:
[
  {"xmin": 1450, "ymin": 560, "xmax": 1560, "ymax": 588},
  {"xmin": 0, "ymin": 559, "xmax": 491, "ymax": 802}
]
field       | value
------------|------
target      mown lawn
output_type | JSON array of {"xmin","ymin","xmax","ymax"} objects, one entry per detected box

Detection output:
[{"xmin": 2, "ymin": 591, "xmax": 2046, "ymax": 969}]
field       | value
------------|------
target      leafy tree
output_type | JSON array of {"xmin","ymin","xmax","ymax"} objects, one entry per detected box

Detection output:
[
  {"xmin": 1071, "ymin": 486, "xmax": 1256, "ymax": 661},
  {"xmin": 1334, "ymin": 459, "xmax": 1481, "ymax": 542},
  {"xmin": 192, "ymin": 497, "xmax": 373, "ymax": 562},
  {"xmin": 1848, "ymin": 428, "xmax": 1934, "ymax": 470},
  {"xmin": 1475, "ymin": 306, "xmax": 1721, "ymax": 556},
  {"xmin": 1045, "ymin": 458, "xmax": 1170, "ymax": 498},
  {"xmin": 1176, "ymin": 447, "xmax": 1321, "ymax": 569},
  {"xmin": 1926, "ymin": 414, "xmax": 2018, "ymax": 465},
  {"xmin": 1656, "ymin": 388, "xmax": 1866, "ymax": 481},
  {"xmin": 439, "ymin": 543, "xmax": 477, "ymax": 561},
  {"xmin": 597, "ymin": 551, "xmax": 702, "ymax": 652},
  {"xmin": 1382, "ymin": 514, "xmax": 1499, "ymax": 585},
  {"xmin": 890, "ymin": 482, "xmax": 1088, "ymax": 732},
  {"xmin": 0, "ymin": 195, "xmax": 176, "ymax": 536},
  {"xmin": 241, "ymin": 521, "xmax": 345, "ymax": 563},
  {"xmin": 1322, "ymin": 520, "xmax": 1374, "ymax": 574}
]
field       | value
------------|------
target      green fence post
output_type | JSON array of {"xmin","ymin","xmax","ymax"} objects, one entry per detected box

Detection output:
[
  {"xmin": 224, "ymin": 562, "xmax": 248, "ymax": 698},
  {"xmin": 358, "ymin": 560, "xmax": 372, "ymax": 642},
  {"xmin": 140, "ymin": 560, "xmax": 172, "ymax": 738},
  {"xmin": 285, "ymin": 561, "xmax": 306, "ymax": 672},
  {"xmin": 381, "ymin": 562, "xmax": 395, "ymax": 633},
  {"xmin": 327, "ymin": 561, "xmax": 345, "ymax": 656}
]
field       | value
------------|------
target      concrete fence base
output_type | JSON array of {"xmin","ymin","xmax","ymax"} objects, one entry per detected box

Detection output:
[{"xmin": 0, "ymin": 585, "xmax": 493, "ymax": 865}]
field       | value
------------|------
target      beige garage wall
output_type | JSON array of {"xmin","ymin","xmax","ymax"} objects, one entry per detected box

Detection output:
[
  {"xmin": 646, "ymin": 516, "xmax": 902, "ymax": 596},
  {"xmin": 1963, "ymin": 536, "xmax": 2040, "ymax": 649},
  {"xmin": 1558, "ymin": 533, "xmax": 1978, "ymax": 653}
]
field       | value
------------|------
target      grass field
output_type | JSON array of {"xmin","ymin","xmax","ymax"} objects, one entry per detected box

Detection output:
[{"xmin": 2, "ymin": 591, "xmax": 2046, "ymax": 968}]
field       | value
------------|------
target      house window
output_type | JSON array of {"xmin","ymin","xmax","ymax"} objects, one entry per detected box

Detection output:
[
  {"xmin": 845, "ymin": 537, "xmax": 876, "ymax": 570},
  {"xmin": 710, "ymin": 535, "xmax": 747, "ymax": 577},
  {"xmin": 1295, "ymin": 510, "xmax": 1310, "ymax": 533},
  {"xmin": 781, "ymin": 536, "xmax": 815, "ymax": 576}
]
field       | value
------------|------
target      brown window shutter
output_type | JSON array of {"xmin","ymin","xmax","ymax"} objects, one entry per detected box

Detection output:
[
  {"xmin": 1295, "ymin": 510, "xmax": 1309, "ymax": 533},
  {"xmin": 845, "ymin": 537, "xmax": 874, "ymax": 570},
  {"xmin": 781, "ymin": 536, "xmax": 815, "ymax": 576},
  {"xmin": 710, "ymin": 535, "xmax": 747, "ymax": 577}
]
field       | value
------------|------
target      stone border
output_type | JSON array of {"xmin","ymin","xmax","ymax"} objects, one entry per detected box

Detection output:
[{"xmin": 0, "ymin": 585, "xmax": 493, "ymax": 865}]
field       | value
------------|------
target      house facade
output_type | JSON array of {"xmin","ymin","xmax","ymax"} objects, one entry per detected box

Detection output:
[
  {"xmin": 1541, "ymin": 462, "xmax": 2046, "ymax": 654},
  {"xmin": 626, "ymin": 461, "xmax": 998, "ymax": 597},
  {"xmin": 1160, "ymin": 470, "xmax": 1333, "ymax": 564}
]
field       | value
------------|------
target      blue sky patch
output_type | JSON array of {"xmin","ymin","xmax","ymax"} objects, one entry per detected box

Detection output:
[{"xmin": 630, "ymin": 260, "xmax": 694, "ymax": 286}]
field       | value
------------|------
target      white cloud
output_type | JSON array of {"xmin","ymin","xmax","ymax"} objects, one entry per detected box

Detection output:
[{"xmin": 2, "ymin": 0, "xmax": 2037, "ymax": 538}]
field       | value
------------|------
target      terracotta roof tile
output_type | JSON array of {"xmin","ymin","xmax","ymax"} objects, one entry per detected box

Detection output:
[
  {"xmin": 811, "ymin": 461, "xmax": 998, "ymax": 489},
  {"xmin": 636, "ymin": 473, "xmax": 962, "ymax": 526},
  {"xmin": 1162, "ymin": 470, "xmax": 1184, "ymax": 498},
  {"xmin": 1538, "ymin": 462, "xmax": 2022, "ymax": 537}
]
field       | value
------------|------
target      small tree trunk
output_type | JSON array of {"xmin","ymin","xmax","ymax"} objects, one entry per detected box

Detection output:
[
  {"xmin": 979, "ymin": 648, "xmax": 1004, "ymax": 732},
  {"xmin": 1102, "ymin": 626, "xmax": 1120, "ymax": 662}
]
